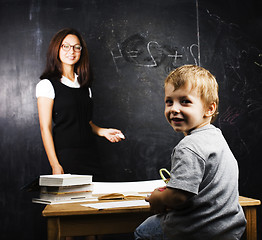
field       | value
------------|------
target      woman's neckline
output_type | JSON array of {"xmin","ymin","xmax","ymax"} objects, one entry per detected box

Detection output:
[{"xmin": 61, "ymin": 73, "xmax": 80, "ymax": 88}]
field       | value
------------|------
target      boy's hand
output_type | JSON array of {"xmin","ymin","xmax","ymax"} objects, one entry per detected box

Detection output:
[
  {"xmin": 146, "ymin": 187, "xmax": 193, "ymax": 213},
  {"xmin": 146, "ymin": 188, "xmax": 167, "ymax": 214}
]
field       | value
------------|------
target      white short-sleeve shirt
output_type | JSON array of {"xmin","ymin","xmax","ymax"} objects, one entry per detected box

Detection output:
[{"xmin": 36, "ymin": 73, "xmax": 92, "ymax": 99}]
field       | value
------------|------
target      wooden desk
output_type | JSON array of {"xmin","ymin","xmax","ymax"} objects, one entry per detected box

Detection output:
[
  {"xmin": 43, "ymin": 196, "xmax": 260, "ymax": 240},
  {"xmin": 239, "ymin": 196, "xmax": 261, "ymax": 240}
]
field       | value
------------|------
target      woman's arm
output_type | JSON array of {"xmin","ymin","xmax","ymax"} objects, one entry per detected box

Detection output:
[
  {"xmin": 89, "ymin": 121, "xmax": 124, "ymax": 142},
  {"xmin": 37, "ymin": 97, "xmax": 64, "ymax": 174}
]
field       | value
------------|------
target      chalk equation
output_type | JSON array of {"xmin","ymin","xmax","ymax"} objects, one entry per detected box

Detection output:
[{"xmin": 110, "ymin": 34, "xmax": 199, "ymax": 72}]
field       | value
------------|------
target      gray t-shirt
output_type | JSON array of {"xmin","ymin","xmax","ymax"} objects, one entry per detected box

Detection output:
[{"xmin": 162, "ymin": 124, "xmax": 246, "ymax": 240}]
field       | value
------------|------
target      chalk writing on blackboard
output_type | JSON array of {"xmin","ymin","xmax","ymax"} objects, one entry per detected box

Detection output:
[
  {"xmin": 218, "ymin": 106, "xmax": 249, "ymax": 159},
  {"xmin": 110, "ymin": 34, "xmax": 199, "ymax": 72},
  {"xmin": 219, "ymin": 106, "xmax": 243, "ymax": 125},
  {"xmin": 254, "ymin": 53, "xmax": 262, "ymax": 67}
]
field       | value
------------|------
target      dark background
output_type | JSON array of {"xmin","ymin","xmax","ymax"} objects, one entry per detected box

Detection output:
[{"xmin": 0, "ymin": 0, "xmax": 261, "ymax": 239}]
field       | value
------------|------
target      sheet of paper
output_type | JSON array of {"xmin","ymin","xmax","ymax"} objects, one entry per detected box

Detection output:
[
  {"xmin": 92, "ymin": 179, "xmax": 165, "ymax": 195},
  {"xmin": 82, "ymin": 200, "xmax": 149, "ymax": 210}
]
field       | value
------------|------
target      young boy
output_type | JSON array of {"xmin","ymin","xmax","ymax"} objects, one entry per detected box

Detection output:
[{"xmin": 134, "ymin": 65, "xmax": 246, "ymax": 240}]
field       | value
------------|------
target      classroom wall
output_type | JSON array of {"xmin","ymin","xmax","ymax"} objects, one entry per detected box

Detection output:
[{"xmin": 0, "ymin": 0, "xmax": 261, "ymax": 239}]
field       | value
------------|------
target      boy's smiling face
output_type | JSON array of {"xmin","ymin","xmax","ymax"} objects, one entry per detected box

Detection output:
[{"xmin": 164, "ymin": 82, "xmax": 213, "ymax": 135}]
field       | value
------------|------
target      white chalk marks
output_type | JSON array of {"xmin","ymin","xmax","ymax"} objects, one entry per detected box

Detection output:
[
  {"xmin": 110, "ymin": 34, "xmax": 199, "ymax": 72},
  {"xmin": 254, "ymin": 53, "xmax": 262, "ymax": 67}
]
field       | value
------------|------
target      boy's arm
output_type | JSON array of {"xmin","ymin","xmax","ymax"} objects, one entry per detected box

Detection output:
[{"xmin": 146, "ymin": 187, "xmax": 193, "ymax": 213}]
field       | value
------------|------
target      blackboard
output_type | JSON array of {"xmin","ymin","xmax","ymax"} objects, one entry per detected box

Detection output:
[
  {"xmin": 0, "ymin": 0, "xmax": 262, "ymax": 239},
  {"xmin": 90, "ymin": 0, "xmax": 199, "ymax": 181}
]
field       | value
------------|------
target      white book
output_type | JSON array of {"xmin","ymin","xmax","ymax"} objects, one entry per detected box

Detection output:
[
  {"xmin": 39, "ymin": 191, "xmax": 93, "ymax": 201},
  {"xmin": 39, "ymin": 174, "xmax": 93, "ymax": 186},
  {"xmin": 32, "ymin": 196, "xmax": 97, "ymax": 205},
  {"xmin": 41, "ymin": 184, "xmax": 94, "ymax": 194}
]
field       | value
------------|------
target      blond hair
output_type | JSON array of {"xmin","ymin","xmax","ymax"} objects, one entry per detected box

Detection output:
[{"xmin": 165, "ymin": 65, "xmax": 219, "ymax": 122}]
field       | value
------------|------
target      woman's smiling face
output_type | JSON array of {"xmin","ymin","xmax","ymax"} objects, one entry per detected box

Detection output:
[{"xmin": 59, "ymin": 34, "xmax": 81, "ymax": 67}]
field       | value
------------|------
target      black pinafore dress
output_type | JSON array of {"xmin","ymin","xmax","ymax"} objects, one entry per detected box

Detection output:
[{"xmin": 50, "ymin": 79, "xmax": 103, "ymax": 181}]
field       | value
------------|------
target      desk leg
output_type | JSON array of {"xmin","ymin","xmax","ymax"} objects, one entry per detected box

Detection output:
[
  {"xmin": 47, "ymin": 217, "xmax": 62, "ymax": 240},
  {"xmin": 244, "ymin": 207, "xmax": 257, "ymax": 240}
]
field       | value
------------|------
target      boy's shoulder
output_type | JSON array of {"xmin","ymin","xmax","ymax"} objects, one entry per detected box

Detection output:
[
  {"xmin": 189, "ymin": 124, "xmax": 220, "ymax": 138},
  {"xmin": 176, "ymin": 125, "xmax": 224, "ymax": 156},
  {"xmin": 182, "ymin": 124, "xmax": 220, "ymax": 141}
]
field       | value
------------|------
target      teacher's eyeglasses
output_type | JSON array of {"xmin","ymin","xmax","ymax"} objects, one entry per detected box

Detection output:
[{"xmin": 61, "ymin": 44, "xmax": 82, "ymax": 52}]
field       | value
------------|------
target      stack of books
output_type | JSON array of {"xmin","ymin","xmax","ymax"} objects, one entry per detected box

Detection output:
[{"xmin": 33, "ymin": 174, "xmax": 94, "ymax": 204}]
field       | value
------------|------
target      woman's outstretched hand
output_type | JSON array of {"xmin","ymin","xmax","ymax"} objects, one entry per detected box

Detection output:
[
  {"xmin": 89, "ymin": 122, "xmax": 125, "ymax": 142},
  {"xmin": 103, "ymin": 129, "xmax": 125, "ymax": 142}
]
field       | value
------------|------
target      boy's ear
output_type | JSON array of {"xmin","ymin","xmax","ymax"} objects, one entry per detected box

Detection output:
[{"xmin": 204, "ymin": 102, "xmax": 216, "ymax": 118}]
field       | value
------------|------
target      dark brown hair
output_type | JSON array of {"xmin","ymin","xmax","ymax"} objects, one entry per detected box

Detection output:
[{"xmin": 40, "ymin": 28, "xmax": 91, "ymax": 87}]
